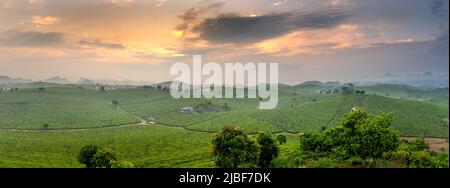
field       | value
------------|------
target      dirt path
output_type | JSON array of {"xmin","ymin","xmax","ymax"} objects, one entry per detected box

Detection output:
[{"xmin": 115, "ymin": 106, "xmax": 148, "ymax": 125}]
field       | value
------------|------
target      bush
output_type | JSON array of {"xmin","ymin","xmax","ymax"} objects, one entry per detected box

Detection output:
[
  {"xmin": 112, "ymin": 100, "xmax": 119, "ymax": 106},
  {"xmin": 111, "ymin": 160, "xmax": 135, "ymax": 168},
  {"xmin": 257, "ymin": 132, "xmax": 279, "ymax": 168},
  {"xmin": 389, "ymin": 138, "xmax": 448, "ymax": 168},
  {"xmin": 77, "ymin": 144, "xmax": 101, "ymax": 168},
  {"xmin": 78, "ymin": 144, "xmax": 133, "ymax": 168},
  {"xmin": 410, "ymin": 138, "xmax": 429, "ymax": 151},
  {"xmin": 348, "ymin": 156, "xmax": 364, "ymax": 166},
  {"xmin": 212, "ymin": 126, "xmax": 260, "ymax": 168},
  {"xmin": 300, "ymin": 110, "xmax": 400, "ymax": 160},
  {"xmin": 276, "ymin": 134, "xmax": 287, "ymax": 145},
  {"xmin": 92, "ymin": 148, "xmax": 118, "ymax": 168}
]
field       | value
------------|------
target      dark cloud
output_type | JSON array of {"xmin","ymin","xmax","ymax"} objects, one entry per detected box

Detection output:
[
  {"xmin": 78, "ymin": 39, "xmax": 124, "ymax": 49},
  {"xmin": 0, "ymin": 30, "xmax": 64, "ymax": 47},
  {"xmin": 434, "ymin": 29, "xmax": 449, "ymax": 53},
  {"xmin": 431, "ymin": 0, "xmax": 448, "ymax": 19},
  {"xmin": 430, "ymin": 0, "xmax": 449, "ymax": 53},
  {"xmin": 175, "ymin": 1, "xmax": 224, "ymax": 33},
  {"xmin": 191, "ymin": 10, "xmax": 350, "ymax": 44}
]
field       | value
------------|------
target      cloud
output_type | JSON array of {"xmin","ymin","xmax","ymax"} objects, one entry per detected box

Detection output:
[
  {"xmin": 105, "ymin": 0, "xmax": 136, "ymax": 6},
  {"xmin": 0, "ymin": 30, "xmax": 64, "ymax": 47},
  {"xmin": 174, "ymin": 1, "xmax": 224, "ymax": 32},
  {"xmin": 273, "ymin": 0, "xmax": 286, "ymax": 6},
  {"xmin": 191, "ymin": 9, "xmax": 350, "ymax": 44},
  {"xmin": 32, "ymin": 16, "xmax": 62, "ymax": 25},
  {"xmin": 368, "ymin": 38, "xmax": 418, "ymax": 48},
  {"xmin": 28, "ymin": 0, "xmax": 44, "ymax": 6},
  {"xmin": 431, "ymin": 0, "xmax": 448, "ymax": 19},
  {"xmin": 78, "ymin": 39, "xmax": 125, "ymax": 49},
  {"xmin": 155, "ymin": 0, "xmax": 166, "ymax": 7},
  {"xmin": 2, "ymin": 0, "xmax": 11, "ymax": 8},
  {"xmin": 103, "ymin": 0, "xmax": 167, "ymax": 7},
  {"xmin": 429, "ymin": 0, "xmax": 449, "ymax": 53}
]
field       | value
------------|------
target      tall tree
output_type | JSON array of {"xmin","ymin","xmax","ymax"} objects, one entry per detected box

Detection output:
[
  {"xmin": 212, "ymin": 126, "xmax": 260, "ymax": 168},
  {"xmin": 257, "ymin": 132, "xmax": 280, "ymax": 168}
]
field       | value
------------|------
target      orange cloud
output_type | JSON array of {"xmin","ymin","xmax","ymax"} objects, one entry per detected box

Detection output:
[
  {"xmin": 248, "ymin": 24, "xmax": 372, "ymax": 56},
  {"xmin": 32, "ymin": 16, "xmax": 62, "ymax": 25},
  {"xmin": 2, "ymin": 0, "xmax": 11, "ymax": 9}
]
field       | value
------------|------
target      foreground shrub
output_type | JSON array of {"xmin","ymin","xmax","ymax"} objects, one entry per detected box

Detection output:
[
  {"xmin": 111, "ymin": 160, "xmax": 135, "ymax": 168},
  {"xmin": 300, "ymin": 110, "xmax": 400, "ymax": 161},
  {"xmin": 78, "ymin": 144, "xmax": 134, "ymax": 168},
  {"xmin": 92, "ymin": 148, "xmax": 118, "ymax": 168},
  {"xmin": 390, "ymin": 139, "xmax": 448, "ymax": 168},
  {"xmin": 212, "ymin": 126, "xmax": 260, "ymax": 168},
  {"xmin": 77, "ymin": 144, "xmax": 101, "ymax": 168},
  {"xmin": 257, "ymin": 132, "xmax": 280, "ymax": 168}
]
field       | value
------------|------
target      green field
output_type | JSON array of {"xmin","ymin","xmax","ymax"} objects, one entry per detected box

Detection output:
[{"xmin": 0, "ymin": 83, "xmax": 448, "ymax": 167}]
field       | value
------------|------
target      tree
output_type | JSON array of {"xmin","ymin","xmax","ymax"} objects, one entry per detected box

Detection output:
[
  {"xmin": 276, "ymin": 134, "xmax": 287, "ymax": 145},
  {"xmin": 410, "ymin": 137, "xmax": 429, "ymax": 151},
  {"xmin": 257, "ymin": 132, "xmax": 279, "ymax": 168},
  {"xmin": 78, "ymin": 144, "xmax": 101, "ymax": 168},
  {"xmin": 42, "ymin": 123, "xmax": 49, "ymax": 129},
  {"xmin": 92, "ymin": 148, "xmax": 118, "ymax": 168},
  {"xmin": 78, "ymin": 145, "xmax": 124, "ymax": 168},
  {"xmin": 341, "ymin": 83, "xmax": 354, "ymax": 94},
  {"xmin": 223, "ymin": 103, "xmax": 230, "ymax": 111},
  {"xmin": 212, "ymin": 126, "xmax": 260, "ymax": 168},
  {"xmin": 300, "ymin": 109, "xmax": 400, "ymax": 161},
  {"xmin": 112, "ymin": 100, "xmax": 119, "ymax": 106}
]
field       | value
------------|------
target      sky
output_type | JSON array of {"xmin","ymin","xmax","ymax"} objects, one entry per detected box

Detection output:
[{"xmin": 0, "ymin": 0, "xmax": 448, "ymax": 84}]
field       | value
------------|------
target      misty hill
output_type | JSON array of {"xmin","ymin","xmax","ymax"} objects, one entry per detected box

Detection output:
[
  {"xmin": 76, "ymin": 78, "xmax": 95, "ymax": 85},
  {"xmin": 73, "ymin": 77, "xmax": 151, "ymax": 86},
  {"xmin": 357, "ymin": 84, "xmax": 449, "ymax": 103},
  {"xmin": 367, "ymin": 72, "xmax": 449, "ymax": 88},
  {"xmin": 44, "ymin": 76, "xmax": 70, "ymax": 84},
  {"xmin": 0, "ymin": 75, "xmax": 32, "ymax": 85},
  {"xmin": 292, "ymin": 81, "xmax": 342, "ymax": 93}
]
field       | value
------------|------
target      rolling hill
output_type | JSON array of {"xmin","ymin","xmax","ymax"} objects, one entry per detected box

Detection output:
[{"xmin": 0, "ymin": 82, "xmax": 448, "ymax": 167}]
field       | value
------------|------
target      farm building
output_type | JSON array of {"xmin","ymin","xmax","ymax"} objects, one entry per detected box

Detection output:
[{"xmin": 179, "ymin": 107, "xmax": 196, "ymax": 114}]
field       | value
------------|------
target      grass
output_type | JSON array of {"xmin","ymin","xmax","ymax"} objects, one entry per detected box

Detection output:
[
  {"xmin": 0, "ymin": 87, "xmax": 139, "ymax": 129},
  {"xmin": 187, "ymin": 112, "xmax": 280, "ymax": 133},
  {"xmin": 0, "ymin": 125, "xmax": 214, "ymax": 168},
  {"xmin": 363, "ymin": 95, "xmax": 449, "ymax": 137}
]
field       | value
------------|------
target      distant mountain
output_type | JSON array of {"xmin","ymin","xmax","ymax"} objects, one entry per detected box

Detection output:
[
  {"xmin": 323, "ymin": 81, "xmax": 341, "ymax": 87},
  {"xmin": 298, "ymin": 81, "xmax": 323, "ymax": 86},
  {"xmin": 76, "ymin": 77, "xmax": 95, "ymax": 85},
  {"xmin": 0, "ymin": 75, "xmax": 10, "ymax": 80},
  {"xmin": 0, "ymin": 75, "xmax": 33, "ymax": 84},
  {"xmin": 44, "ymin": 76, "xmax": 70, "ymax": 84},
  {"xmin": 368, "ymin": 72, "xmax": 448, "ymax": 88},
  {"xmin": 71, "ymin": 77, "xmax": 151, "ymax": 86},
  {"xmin": 94, "ymin": 79, "xmax": 151, "ymax": 86}
]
